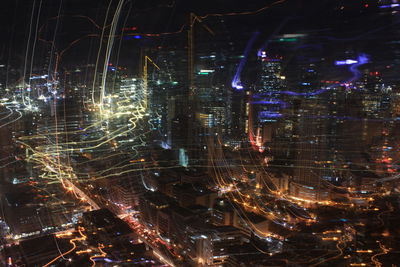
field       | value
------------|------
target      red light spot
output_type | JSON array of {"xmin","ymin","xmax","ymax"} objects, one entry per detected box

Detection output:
[
  {"xmin": 123, "ymin": 26, "xmax": 137, "ymax": 31},
  {"xmin": 365, "ymin": 4, "xmax": 369, "ymax": 7}
]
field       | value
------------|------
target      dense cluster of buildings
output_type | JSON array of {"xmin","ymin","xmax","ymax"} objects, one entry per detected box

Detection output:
[{"xmin": 1, "ymin": 0, "xmax": 400, "ymax": 266}]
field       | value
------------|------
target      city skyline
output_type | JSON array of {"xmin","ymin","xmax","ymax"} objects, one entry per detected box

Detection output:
[{"xmin": 1, "ymin": 0, "xmax": 400, "ymax": 266}]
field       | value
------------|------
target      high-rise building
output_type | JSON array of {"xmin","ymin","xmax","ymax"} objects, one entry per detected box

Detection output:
[{"xmin": 251, "ymin": 52, "xmax": 285, "ymax": 151}]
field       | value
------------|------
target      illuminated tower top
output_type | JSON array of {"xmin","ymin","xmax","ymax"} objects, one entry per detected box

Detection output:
[{"xmin": 256, "ymin": 51, "xmax": 284, "ymax": 95}]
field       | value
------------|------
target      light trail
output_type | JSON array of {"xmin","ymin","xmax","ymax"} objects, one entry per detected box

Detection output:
[
  {"xmin": 0, "ymin": 109, "xmax": 23, "ymax": 129},
  {"xmin": 99, "ymin": 0, "xmax": 125, "ymax": 112},
  {"xmin": 42, "ymin": 227, "xmax": 87, "ymax": 267},
  {"xmin": 371, "ymin": 241, "xmax": 390, "ymax": 267},
  {"xmin": 14, "ymin": 0, "xmax": 293, "ymax": 201},
  {"xmin": 309, "ymin": 237, "xmax": 345, "ymax": 267},
  {"xmin": 21, "ymin": 0, "xmax": 37, "ymax": 107},
  {"xmin": 89, "ymin": 243, "xmax": 108, "ymax": 267},
  {"xmin": 8, "ymin": 2, "xmax": 392, "ymax": 266},
  {"xmin": 92, "ymin": 0, "xmax": 114, "ymax": 105},
  {"xmin": 199, "ymin": 0, "xmax": 288, "ymax": 19},
  {"xmin": 0, "ymin": 107, "xmax": 14, "ymax": 122}
]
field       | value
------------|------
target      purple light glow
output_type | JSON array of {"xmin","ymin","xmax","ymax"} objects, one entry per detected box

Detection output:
[
  {"xmin": 232, "ymin": 32, "xmax": 260, "ymax": 90},
  {"xmin": 254, "ymin": 53, "xmax": 369, "ymax": 97},
  {"xmin": 257, "ymin": 17, "xmax": 291, "ymax": 56},
  {"xmin": 348, "ymin": 54, "xmax": 369, "ymax": 82},
  {"xmin": 257, "ymin": 50, "xmax": 266, "ymax": 57}
]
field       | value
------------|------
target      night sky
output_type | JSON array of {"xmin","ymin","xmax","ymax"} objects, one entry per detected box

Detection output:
[{"xmin": 0, "ymin": 0, "xmax": 396, "ymax": 74}]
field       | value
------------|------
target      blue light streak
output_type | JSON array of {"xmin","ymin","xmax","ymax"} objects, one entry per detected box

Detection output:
[
  {"xmin": 259, "ymin": 111, "xmax": 283, "ymax": 118},
  {"xmin": 252, "ymin": 99, "xmax": 289, "ymax": 108},
  {"xmin": 379, "ymin": 4, "xmax": 400, "ymax": 8},
  {"xmin": 254, "ymin": 88, "xmax": 327, "ymax": 97},
  {"xmin": 335, "ymin": 59, "xmax": 358, "ymax": 66}
]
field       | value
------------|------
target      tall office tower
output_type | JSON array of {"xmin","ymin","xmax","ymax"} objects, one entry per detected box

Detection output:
[
  {"xmin": 28, "ymin": 49, "xmax": 54, "ymax": 97},
  {"xmin": 362, "ymin": 71, "xmax": 385, "ymax": 118},
  {"xmin": 148, "ymin": 48, "xmax": 188, "ymax": 92},
  {"xmin": 267, "ymin": 60, "xmax": 322, "ymax": 164},
  {"xmin": 90, "ymin": 64, "xmax": 128, "ymax": 107},
  {"xmin": 289, "ymin": 64, "xmax": 338, "ymax": 201},
  {"xmin": 63, "ymin": 64, "xmax": 96, "ymax": 99},
  {"xmin": 290, "ymin": 98, "xmax": 331, "ymax": 201},
  {"xmin": 194, "ymin": 53, "xmax": 231, "ymax": 133},
  {"xmin": 147, "ymin": 48, "xmax": 188, "ymax": 148},
  {"xmin": 256, "ymin": 52, "xmax": 284, "ymax": 95},
  {"xmin": 298, "ymin": 63, "xmax": 320, "ymax": 93},
  {"xmin": 229, "ymin": 89, "xmax": 247, "ymax": 146},
  {"xmin": 0, "ymin": 117, "xmax": 14, "ymax": 182},
  {"xmin": 0, "ymin": 55, "xmax": 20, "ymax": 94},
  {"xmin": 175, "ymin": 48, "xmax": 235, "ymax": 166},
  {"xmin": 148, "ymin": 80, "xmax": 168, "ymax": 135},
  {"xmin": 0, "ymin": 63, "xmax": 7, "ymax": 93},
  {"xmin": 251, "ymin": 52, "xmax": 285, "ymax": 151},
  {"xmin": 322, "ymin": 89, "xmax": 347, "ymax": 185}
]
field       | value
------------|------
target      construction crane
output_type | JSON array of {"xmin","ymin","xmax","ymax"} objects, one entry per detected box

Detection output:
[{"xmin": 188, "ymin": 13, "xmax": 215, "ymax": 95}]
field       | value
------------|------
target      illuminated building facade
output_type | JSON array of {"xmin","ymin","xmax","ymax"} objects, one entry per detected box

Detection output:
[{"xmin": 251, "ymin": 52, "xmax": 285, "ymax": 150}]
